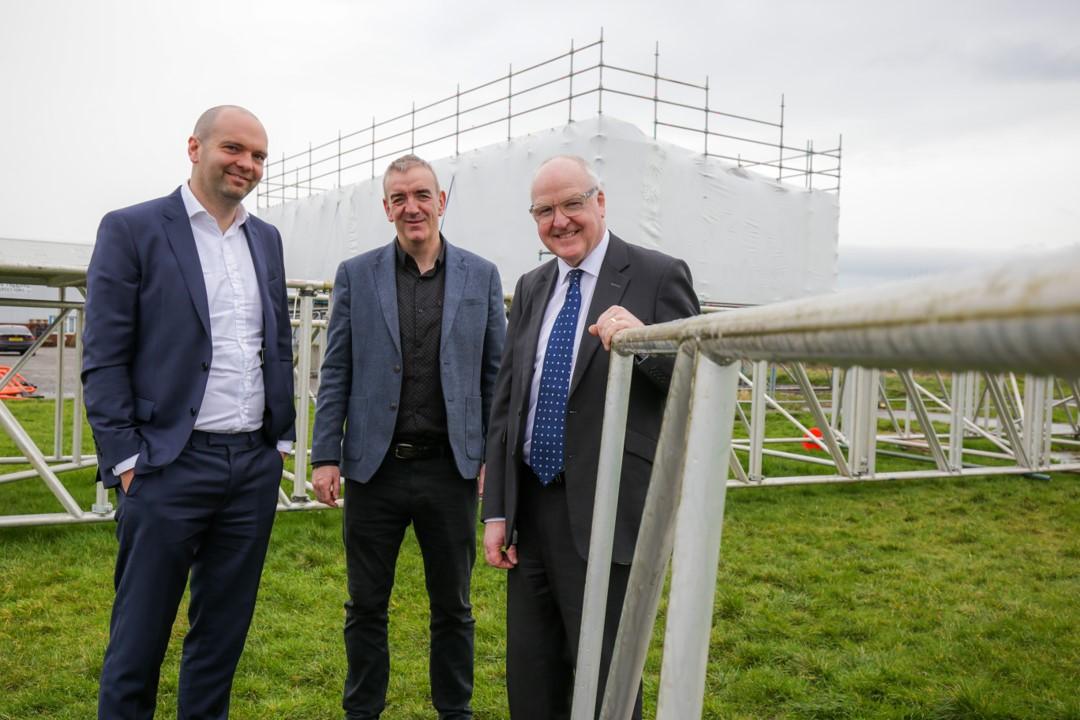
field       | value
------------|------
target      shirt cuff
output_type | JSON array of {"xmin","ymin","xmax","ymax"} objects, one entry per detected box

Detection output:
[
  {"xmin": 484, "ymin": 517, "xmax": 506, "ymax": 523},
  {"xmin": 276, "ymin": 440, "xmax": 293, "ymax": 454},
  {"xmin": 112, "ymin": 454, "xmax": 138, "ymax": 477}
]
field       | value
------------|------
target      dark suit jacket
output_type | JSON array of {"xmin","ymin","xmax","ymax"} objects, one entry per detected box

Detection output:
[
  {"xmin": 311, "ymin": 238, "xmax": 506, "ymax": 482},
  {"xmin": 482, "ymin": 233, "xmax": 699, "ymax": 563},
  {"xmin": 82, "ymin": 187, "xmax": 296, "ymax": 488}
]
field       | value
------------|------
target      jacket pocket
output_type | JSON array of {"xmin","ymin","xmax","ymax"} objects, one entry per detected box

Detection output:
[
  {"xmin": 342, "ymin": 396, "xmax": 368, "ymax": 460},
  {"xmin": 134, "ymin": 397, "xmax": 155, "ymax": 423},
  {"xmin": 623, "ymin": 427, "xmax": 657, "ymax": 462},
  {"xmin": 465, "ymin": 395, "xmax": 484, "ymax": 459}
]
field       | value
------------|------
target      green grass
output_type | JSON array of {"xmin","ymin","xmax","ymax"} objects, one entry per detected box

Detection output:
[{"xmin": 1, "ymin": 399, "xmax": 1078, "ymax": 719}]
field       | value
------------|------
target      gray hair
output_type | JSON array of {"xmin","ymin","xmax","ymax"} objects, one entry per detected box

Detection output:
[
  {"xmin": 192, "ymin": 105, "xmax": 260, "ymax": 141},
  {"xmin": 533, "ymin": 155, "xmax": 602, "ymax": 189},
  {"xmin": 382, "ymin": 154, "xmax": 441, "ymax": 195}
]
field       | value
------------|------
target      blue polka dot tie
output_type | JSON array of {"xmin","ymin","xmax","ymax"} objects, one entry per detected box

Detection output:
[{"xmin": 530, "ymin": 268, "xmax": 584, "ymax": 486}]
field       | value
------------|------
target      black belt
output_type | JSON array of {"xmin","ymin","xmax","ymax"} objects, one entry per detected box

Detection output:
[
  {"xmin": 389, "ymin": 441, "xmax": 451, "ymax": 461},
  {"xmin": 189, "ymin": 429, "xmax": 264, "ymax": 449}
]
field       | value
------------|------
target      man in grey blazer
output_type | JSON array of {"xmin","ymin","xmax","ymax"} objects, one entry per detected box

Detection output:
[
  {"xmin": 482, "ymin": 155, "xmax": 699, "ymax": 719},
  {"xmin": 312, "ymin": 154, "xmax": 506, "ymax": 720}
]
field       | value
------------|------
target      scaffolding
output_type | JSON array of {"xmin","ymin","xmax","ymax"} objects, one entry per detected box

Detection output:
[{"xmin": 258, "ymin": 30, "xmax": 842, "ymax": 208}]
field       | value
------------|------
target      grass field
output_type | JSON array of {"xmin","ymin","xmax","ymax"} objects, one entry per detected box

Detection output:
[{"xmin": 1, "ymin": 399, "xmax": 1078, "ymax": 719}]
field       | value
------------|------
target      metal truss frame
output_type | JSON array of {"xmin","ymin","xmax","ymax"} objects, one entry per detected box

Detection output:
[
  {"xmin": 572, "ymin": 248, "xmax": 1080, "ymax": 719},
  {"xmin": 0, "ymin": 280, "xmax": 334, "ymax": 528}
]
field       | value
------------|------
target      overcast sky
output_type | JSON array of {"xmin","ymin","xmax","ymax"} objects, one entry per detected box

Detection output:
[{"xmin": 1, "ymin": 0, "xmax": 1078, "ymax": 265}]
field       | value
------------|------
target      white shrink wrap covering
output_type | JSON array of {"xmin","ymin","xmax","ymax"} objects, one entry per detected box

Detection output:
[{"xmin": 259, "ymin": 116, "xmax": 838, "ymax": 304}]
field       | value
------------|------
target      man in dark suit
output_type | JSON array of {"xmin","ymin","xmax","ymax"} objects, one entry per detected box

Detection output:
[
  {"xmin": 482, "ymin": 155, "xmax": 699, "ymax": 719},
  {"xmin": 83, "ymin": 105, "xmax": 295, "ymax": 720},
  {"xmin": 311, "ymin": 154, "xmax": 506, "ymax": 720}
]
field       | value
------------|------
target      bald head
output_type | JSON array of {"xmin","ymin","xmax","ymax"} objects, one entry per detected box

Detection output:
[{"xmin": 193, "ymin": 105, "xmax": 262, "ymax": 142}]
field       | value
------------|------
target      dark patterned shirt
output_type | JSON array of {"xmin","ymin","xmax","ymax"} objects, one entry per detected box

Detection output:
[{"xmin": 393, "ymin": 239, "xmax": 448, "ymax": 442}]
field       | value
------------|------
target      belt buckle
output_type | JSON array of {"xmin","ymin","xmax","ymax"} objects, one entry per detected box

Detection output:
[{"xmin": 393, "ymin": 442, "xmax": 415, "ymax": 460}]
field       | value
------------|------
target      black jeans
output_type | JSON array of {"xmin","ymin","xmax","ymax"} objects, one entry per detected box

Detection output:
[{"xmin": 342, "ymin": 454, "xmax": 476, "ymax": 720}]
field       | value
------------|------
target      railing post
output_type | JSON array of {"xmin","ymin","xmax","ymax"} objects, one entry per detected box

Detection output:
[
  {"xmin": 507, "ymin": 63, "xmax": 513, "ymax": 142},
  {"xmin": 703, "ymin": 75, "xmax": 710, "ymax": 156},
  {"xmin": 778, "ymin": 93, "xmax": 785, "ymax": 182},
  {"xmin": 598, "ymin": 26, "xmax": 605, "ymax": 116},
  {"xmin": 749, "ymin": 360, "xmax": 767, "ymax": 482},
  {"xmin": 291, "ymin": 287, "xmax": 316, "ymax": 502},
  {"xmin": 72, "ymin": 305, "xmax": 84, "ymax": 465},
  {"xmin": 571, "ymin": 350, "xmax": 634, "ymax": 720},
  {"xmin": 655, "ymin": 350, "xmax": 740, "ymax": 720},
  {"xmin": 568, "ymin": 38, "xmax": 575, "ymax": 124},
  {"xmin": 54, "ymin": 292, "xmax": 65, "ymax": 460},
  {"xmin": 593, "ymin": 346, "xmax": 695, "ymax": 720},
  {"xmin": 1022, "ymin": 375, "xmax": 1053, "ymax": 467},
  {"xmin": 652, "ymin": 41, "xmax": 659, "ymax": 140}
]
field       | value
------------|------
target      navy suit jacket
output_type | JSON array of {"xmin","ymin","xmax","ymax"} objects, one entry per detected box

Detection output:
[
  {"xmin": 82, "ymin": 187, "xmax": 296, "ymax": 488},
  {"xmin": 481, "ymin": 233, "xmax": 699, "ymax": 563},
  {"xmin": 311, "ymin": 238, "xmax": 506, "ymax": 482}
]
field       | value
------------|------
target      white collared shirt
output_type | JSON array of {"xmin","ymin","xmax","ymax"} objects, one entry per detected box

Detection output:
[
  {"xmin": 112, "ymin": 183, "xmax": 284, "ymax": 476},
  {"xmin": 522, "ymin": 229, "xmax": 610, "ymax": 464},
  {"xmin": 180, "ymin": 181, "xmax": 267, "ymax": 434}
]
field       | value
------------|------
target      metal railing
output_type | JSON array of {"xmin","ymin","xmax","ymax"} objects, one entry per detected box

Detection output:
[
  {"xmin": 572, "ymin": 248, "xmax": 1080, "ymax": 719},
  {"xmin": 258, "ymin": 30, "xmax": 841, "ymax": 208}
]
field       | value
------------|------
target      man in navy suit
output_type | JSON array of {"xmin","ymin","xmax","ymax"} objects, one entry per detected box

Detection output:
[
  {"xmin": 311, "ymin": 154, "xmax": 506, "ymax": 719},
  {"xmin": 83, "ymin": 105, "xmax": 296, "ymax": 720}
]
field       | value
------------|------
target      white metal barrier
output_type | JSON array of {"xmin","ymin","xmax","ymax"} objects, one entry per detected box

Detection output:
[
  {"xmin": 572, "ymin": 247, "xmax": 1080, "ymax": 719},
  {"xmin": 0, "ymin": 280, "xmax": 333, "ymax": 528}
]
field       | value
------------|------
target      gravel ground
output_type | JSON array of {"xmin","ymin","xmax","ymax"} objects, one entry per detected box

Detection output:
[{"xmin": 0, "ymin": 345, "xmax": 81, "ymax": 399}]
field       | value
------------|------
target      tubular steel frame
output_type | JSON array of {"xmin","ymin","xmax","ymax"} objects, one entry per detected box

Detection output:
[
  {"xmin": 0, "ymin": 280, "xmax": 334, "ymax": 528},
  {"xmin": 257, "ymin": 30, "xmax": 842, "ymax": 208},
  {"xmin": 572, "ymin": 248, "xmax": 1080, "ymax": 719}
]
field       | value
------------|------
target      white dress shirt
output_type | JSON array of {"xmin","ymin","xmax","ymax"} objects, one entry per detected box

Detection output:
[
  {"xmin": 112, "ymin": 182, "xmax": 287, "ymax": 476},
  {"xmin": 181, "ymin": 181, "xmax": 266, "ymax": 434},
  {"xmin": 522, "ymin": 230, "xmax": 610, "ymax": 465}
]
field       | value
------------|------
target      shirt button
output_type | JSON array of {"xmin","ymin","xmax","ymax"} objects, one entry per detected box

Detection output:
[
  {"xmin": 201, "ymin": 361, "xmax": 210, "ymax": 371},
  {"xmin": 393, "ymin": 365, "xmax": 401, "ymax": 373},
  {"xmin": 389, "ymin": 402, "xmax": 398, "ymax": 410},
  {"xmin": 190, "ymin": 407, "xmax": 197, "ymax": 416}
]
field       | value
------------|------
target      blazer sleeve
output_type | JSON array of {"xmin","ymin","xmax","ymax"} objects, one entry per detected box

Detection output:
[
  {"xmin": 271, "ymin": 226, "xmax": 297, "ymax": 442},
  {"xmin": 480, "ymin": 264, "xmax": 507, "ymax": 437},
  {"xmin": 634, "ymin": 257, "xmax": 700, "ymax": 389},
  {"xmin": 481, "ymin": 272, "xmax": 525, "ymax": 521},
  {"xmin": 81, "ymin": 211, "xmax": 143, "ymax": 471},
  {"xmin": 310, "ymin": 261, "xmax": 353, "ymax": 464}
]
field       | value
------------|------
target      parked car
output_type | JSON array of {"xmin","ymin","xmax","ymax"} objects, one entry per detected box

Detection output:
[{"xmin": 0, "ymin": 325, "xmax": 35, "ymax": 355}]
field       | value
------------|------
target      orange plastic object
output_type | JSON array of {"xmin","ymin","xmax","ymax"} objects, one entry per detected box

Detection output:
[
  {"xmin": 0, "ymin": 367, "xmax": 39, "ymax": 398},
  {"xmin": 801, "ymin": 426, "xmax": 825, "ymax": 451}
]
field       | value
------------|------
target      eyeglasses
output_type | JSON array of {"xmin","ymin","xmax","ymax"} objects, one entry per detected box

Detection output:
[{"xmin": 528, "ymin": 187, "xmax": 598, "ymax": 222}]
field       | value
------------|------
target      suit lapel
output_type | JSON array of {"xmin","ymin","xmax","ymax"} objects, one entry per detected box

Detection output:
[
  {"xmin": 569, "ymin": 234, "xmax": 629, "ymax": 398},
  {"xmin": 440, "ymin": 239, "xmax": 466, "ymax": 354},
  {"xmin": 242, "ymin": 220, "xmax": 275, "ymax": 343},
  {"xmin": 373, "ymin": 241, "xmax": 402, "ymax": 356},
  {"xmin": 162, "ymin": 189, "xmax": 211, "ymax": 338},
  {"xmin": 518, "ymin": 261, "xmax": 559, "ymax": 397}
]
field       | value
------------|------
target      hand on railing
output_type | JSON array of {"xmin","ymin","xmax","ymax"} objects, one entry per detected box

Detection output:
[{"xmin": 588, "ymin": 305, "xmax": 643, "ymax": 351}]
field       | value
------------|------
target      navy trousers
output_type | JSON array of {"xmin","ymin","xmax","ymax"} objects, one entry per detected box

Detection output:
[
  {"xmin": 98, "ymin": 431, "xmax": 282, "ymax": 720},
  {"xmin": 506, "ymin": 473, "xmax": 642, "ymax": 720},
  {"xmin": 342, "ymin": 454, "xmax": 477, "ymax": 720}
]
